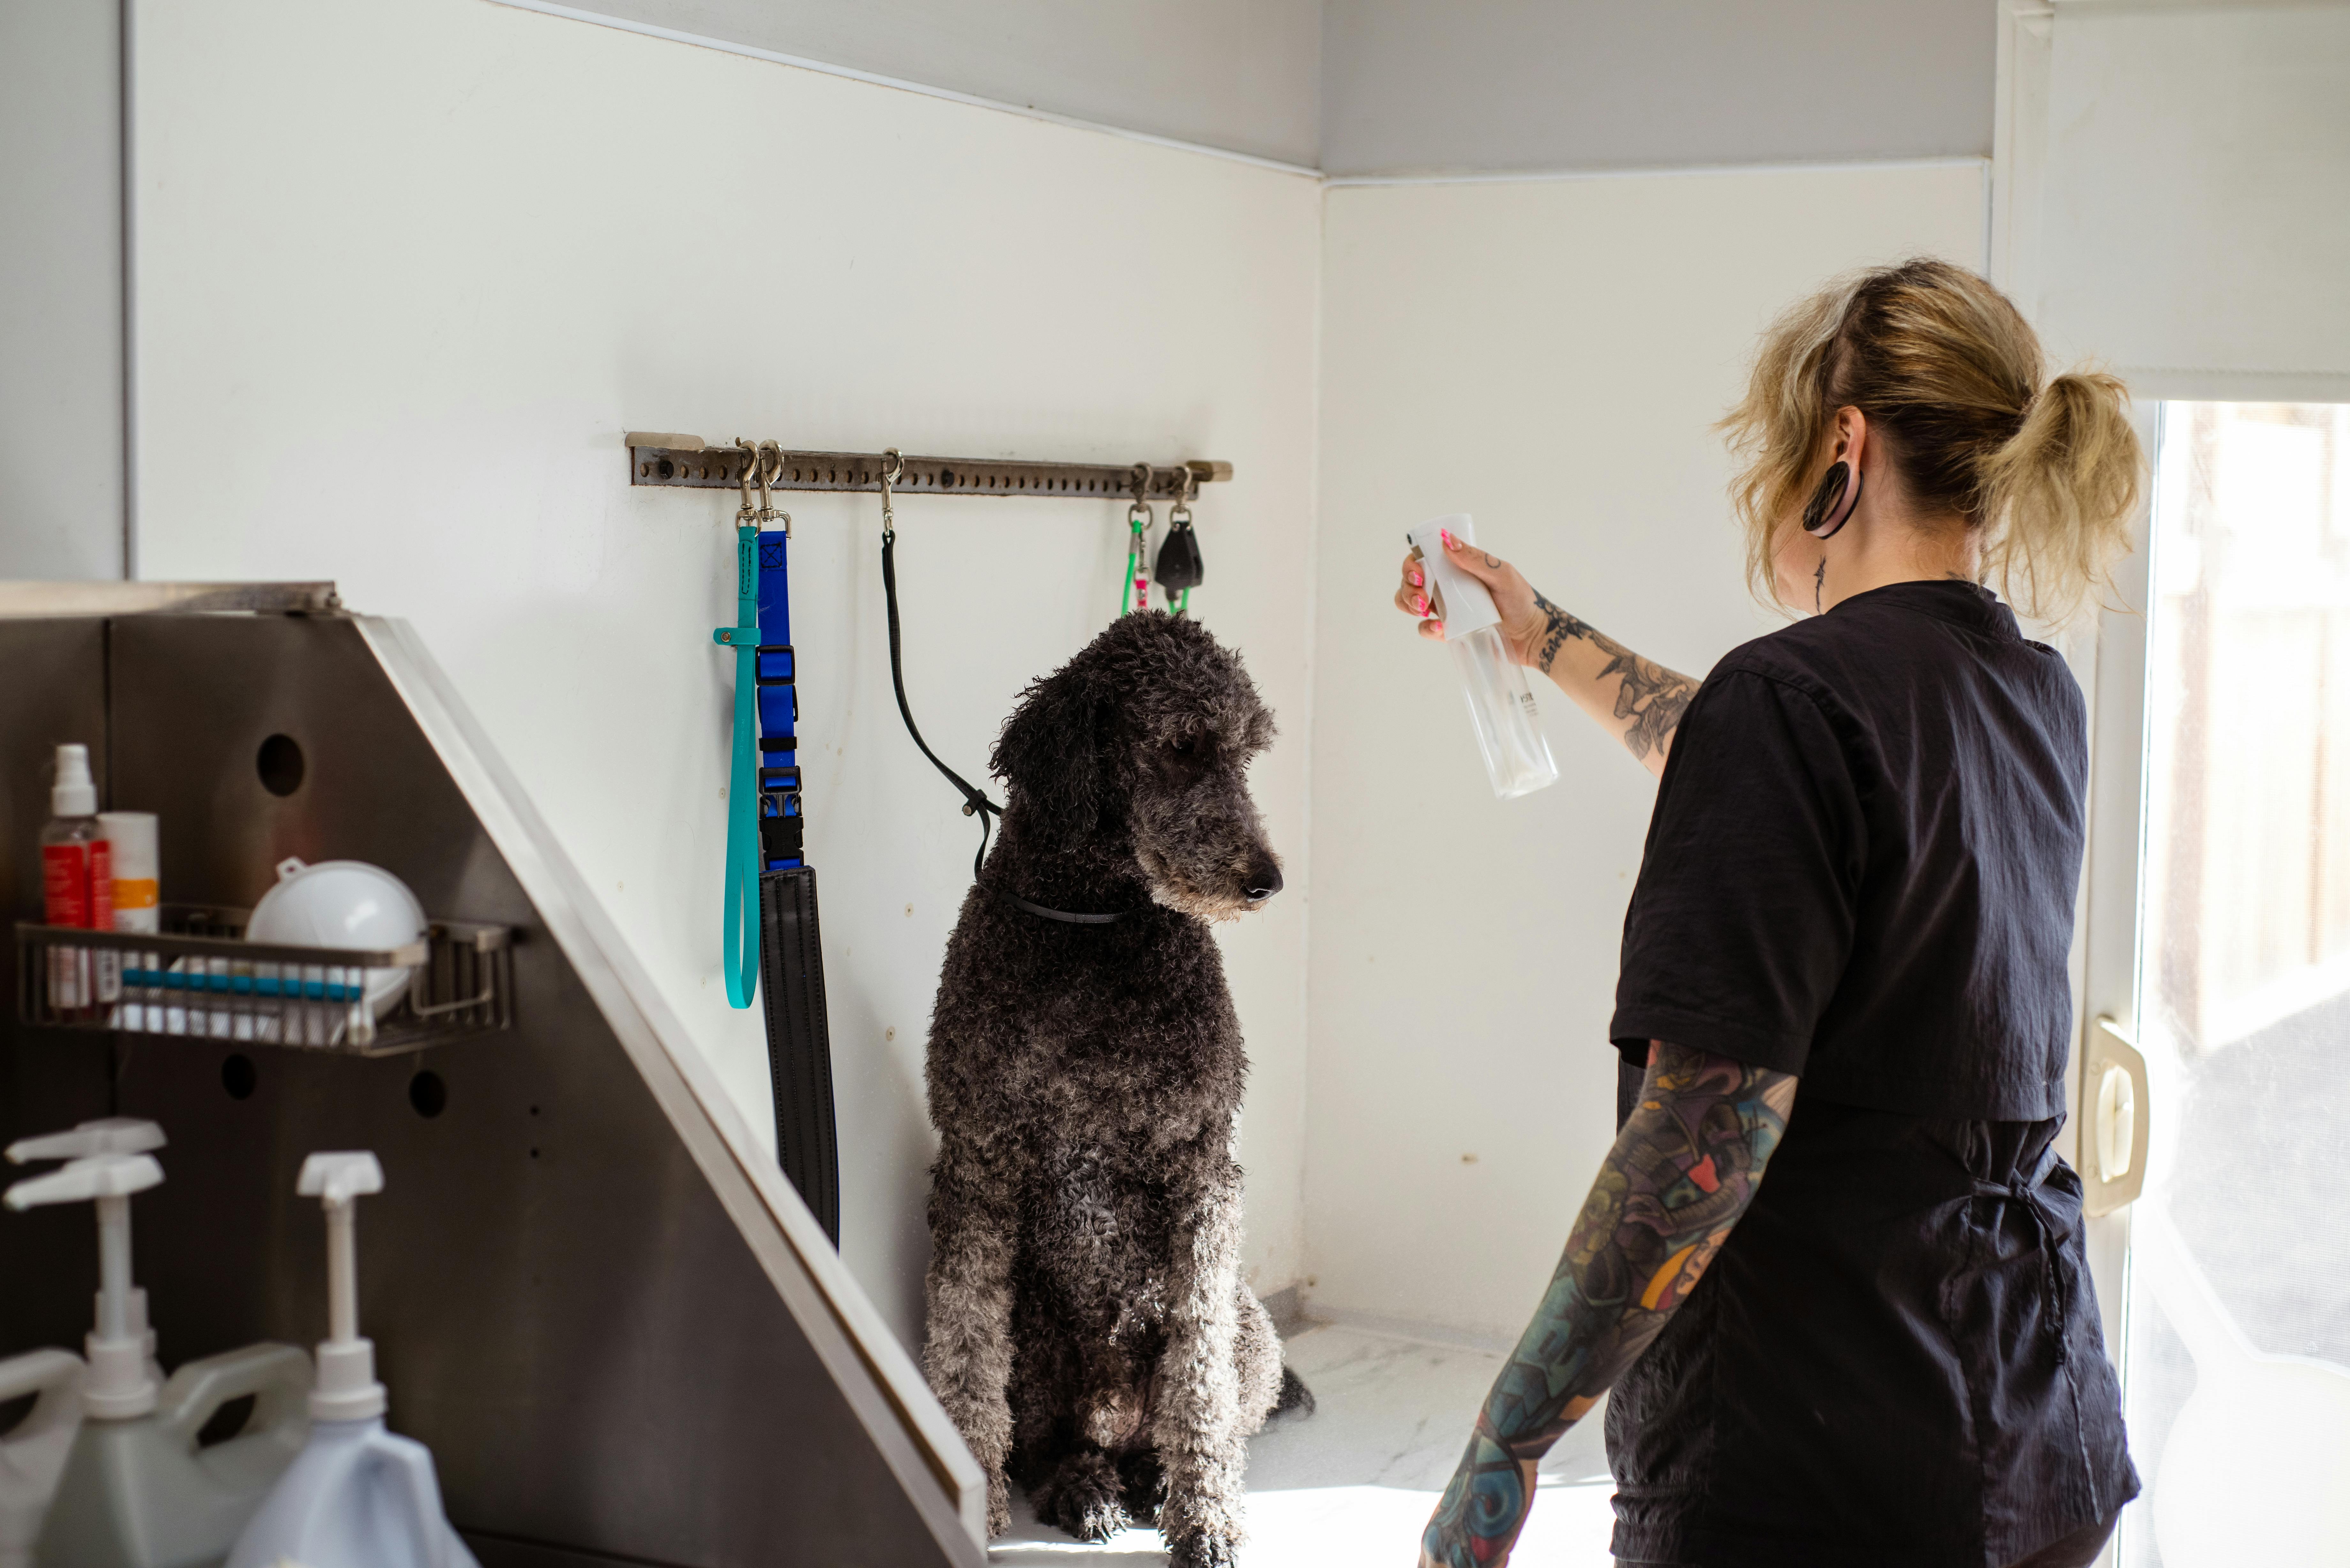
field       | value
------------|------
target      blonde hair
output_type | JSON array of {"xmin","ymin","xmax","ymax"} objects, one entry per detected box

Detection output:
[{"xmin": 1720, "ymin": 258, "xmax": 2145, "ymax": 625}]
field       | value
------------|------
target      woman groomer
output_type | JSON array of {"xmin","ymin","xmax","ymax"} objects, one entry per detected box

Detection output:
[{"xmin": 1405, "ymin": 260, "xmax": 2144, "ymax": 1568}]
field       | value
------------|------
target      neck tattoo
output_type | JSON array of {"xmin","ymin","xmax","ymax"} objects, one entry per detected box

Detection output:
[{"xmin": 1813, "ymin": 560, "xmax": 1826, "ymax": 614}]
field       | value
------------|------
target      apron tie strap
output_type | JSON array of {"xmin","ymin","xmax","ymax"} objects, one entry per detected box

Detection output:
[{"xmin": 1969, "ymin": 1142, "xmax": 2074, "ymax": 1365}]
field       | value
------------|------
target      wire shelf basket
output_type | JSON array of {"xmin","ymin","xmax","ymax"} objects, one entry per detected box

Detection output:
[{"xmin": 15, "ymin": 905, "xmax": 513, "ymax": 1057}]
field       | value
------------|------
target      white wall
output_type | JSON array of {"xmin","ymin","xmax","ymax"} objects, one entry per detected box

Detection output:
[
  {"xmin": 130, "ymin": 0, "xmax": 1320, "ymax": 1351},
  {"xmin": 520, "ymin": 0, "xmax": 1321, "ymax": 168},
  {"xmin": 1306, "ymin": 162, "xmax": 1990, "ymax": 1340},
  {"xmin": 1321, "ymin": 0, "xmax": 1996, "ymax": 177},
  {"xmin": 2034, "ymin": 1, "xmax": 2350, "ymax": 401},
  {"xmin": 0, "ymin": 0, "xmax": 123, "ymax": 579}
]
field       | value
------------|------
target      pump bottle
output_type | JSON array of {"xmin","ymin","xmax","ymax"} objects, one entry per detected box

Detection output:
[
  {"xmin": 229, "ymin": 1153, "xmax": 480, "ymax": 1568},
  {"xmin": 4, "ymin": 1121, "xmax": 311, "ymax": 1568},
  {"xmin": 1406, "ymin": 516, "xmax": 1560, "ymax": 799}
]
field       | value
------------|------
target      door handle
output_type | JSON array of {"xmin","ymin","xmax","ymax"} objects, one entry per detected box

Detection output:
[{"xmin": 2081, "ymin": 1015, "xmax": 2150, "ymax": 1217}]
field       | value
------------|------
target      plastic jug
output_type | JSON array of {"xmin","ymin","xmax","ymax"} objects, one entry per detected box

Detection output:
[
  {"xmin": 227, "ymin": 1153, "xmax": 477, "ymax": 1568},
  {"xmin": 4, "ymin": 1122, "xmax": 311, "ymax": 1568},
  {"xmin": 0, "ymin": 1349, "xmax": 86, "ymax": 1568},
  {"xmin": 38, "ymin": 1347, "xmax": 313, "ymax": 1568}
]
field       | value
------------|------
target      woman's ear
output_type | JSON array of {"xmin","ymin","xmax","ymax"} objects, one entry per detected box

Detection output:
[
  {"xmin": 1834, "ymin": 406, "xmax": 1869, "ymax": 475},
  {"xmin": 990, "ymin": 666, "xmax": 1105, "ymax": 848}
]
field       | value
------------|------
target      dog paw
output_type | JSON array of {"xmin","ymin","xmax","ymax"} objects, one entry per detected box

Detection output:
[
  {"xmin": 1037, "ymin": 1454, "xmax": 1131, "ymax": 1543},
  {"xmin": 1165, "ymin": 1529, "xmax": 1241, "ymax": 1568}
]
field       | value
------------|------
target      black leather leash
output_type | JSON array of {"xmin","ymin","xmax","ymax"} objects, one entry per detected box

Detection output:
[{"xmin": 877, "ymin": 450, "xmax": 1139, "ymax": 926}]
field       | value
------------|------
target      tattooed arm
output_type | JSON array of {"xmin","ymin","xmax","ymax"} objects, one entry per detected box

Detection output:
[
  {"xmin": 1417, "ymin": 1043, "xmax": 1797, "ymax": 1568},
  {"xmin": 1394, "ymin": 534, "xmax": 1698, "ymax": 775}
]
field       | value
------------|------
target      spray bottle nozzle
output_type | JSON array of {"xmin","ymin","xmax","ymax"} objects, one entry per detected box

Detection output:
[
  {"xmin": 4, "ymin": 1150, "xmax": 166, "ymax": 1419},
  {"xmin": 297, "ymin": 1152, "xmax": 387, "ymax": 1422}
]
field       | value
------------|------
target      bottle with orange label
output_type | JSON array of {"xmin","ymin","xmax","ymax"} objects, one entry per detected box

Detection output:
[
  {"xmin": 99, "ymin": 813, "xmax": 159, "ymax": 1032},
  {"xmin": 97, "ymin": 813, "xmax": 159, "ymax": 933},
  {"xmin": 39, "ymin": 745, "xmax": 111, "ymax": 1014}
]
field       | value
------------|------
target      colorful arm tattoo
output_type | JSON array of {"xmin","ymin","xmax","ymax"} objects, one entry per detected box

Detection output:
[{"xmin": 1419, "ymin": 1043, "xmax": 1797, "ymax": 1568}]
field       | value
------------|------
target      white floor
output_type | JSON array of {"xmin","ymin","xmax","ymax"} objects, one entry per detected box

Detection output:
[{"xmin": 988, "ymin": 1322, "xmax": 1621, "ymax": 1566}]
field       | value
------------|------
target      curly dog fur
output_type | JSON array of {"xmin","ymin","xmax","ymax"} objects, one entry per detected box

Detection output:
[{"xmin": 921, "ymin": 612, "xmax": 1309, "ymax": 1567}]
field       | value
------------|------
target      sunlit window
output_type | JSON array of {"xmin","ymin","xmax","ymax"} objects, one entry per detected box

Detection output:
[{"xmin": 2121, "ymin": 402, "xmax": 2350, "ymax": 1568}]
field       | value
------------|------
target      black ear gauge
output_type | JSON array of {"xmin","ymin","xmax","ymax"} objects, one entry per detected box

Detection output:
[{"xmin": 1802, "ymin": 459, "xmax": 1862, "ymax": 539}]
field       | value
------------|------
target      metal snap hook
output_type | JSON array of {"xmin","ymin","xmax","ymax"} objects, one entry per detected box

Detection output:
[
  {"xmin": 732, "ymin": 439, "xmax": 760, "ymax": 523},
  {"xmin": 879, "ymin": 447, "xmax": 903, "ymax": 544},
  {"xmin": 755, "ymin": 442, "xmax": 789, "ymax": 536}
]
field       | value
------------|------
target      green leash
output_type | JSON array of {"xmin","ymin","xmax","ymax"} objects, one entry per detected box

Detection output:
[
  {"xmin": 1122, "ymin": 498, "xmax": 1152, "ymax": 615},
  {"xmin": 710, "ymin": 466, "xmax": 763, "ymax": 1009}
]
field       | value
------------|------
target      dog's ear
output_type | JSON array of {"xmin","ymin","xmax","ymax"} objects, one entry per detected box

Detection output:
[{"xmin": 990, "ymin": 663, "xmax": 1109, "ymax": 847}]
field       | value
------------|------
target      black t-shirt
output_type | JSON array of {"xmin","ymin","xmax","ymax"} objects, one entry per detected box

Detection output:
[
  {"xmin": 1596, "ymin": 581, "xmax": 2136, "ymax": 1567},
  {"xmin": 1610, "ymin": 578, "xmax": 2086, "ymax": 1119}
]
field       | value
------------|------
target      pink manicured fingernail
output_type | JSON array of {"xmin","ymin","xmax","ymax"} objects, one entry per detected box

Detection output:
[
  {"xmin": 1440, "ymin": 529, "xmax": 1456, "ymax": 549},
  {"xmin": 1412, "ymin": 593, "xmax": 1427, "ymax": 614},
  {"xmin": 1410, "ymin": 569, "xmax": 1423, "ymax": 586}
]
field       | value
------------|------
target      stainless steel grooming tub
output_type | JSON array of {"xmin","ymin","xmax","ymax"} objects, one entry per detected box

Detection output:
[{"xmin": 0, "ymin": 583, "xmax": 984, "ymax": 1568}]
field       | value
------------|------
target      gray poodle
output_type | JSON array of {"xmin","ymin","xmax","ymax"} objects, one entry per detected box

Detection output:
[{"xmin": 921, "ymin": 611, "xmax": 1309, "ymax": 1567}]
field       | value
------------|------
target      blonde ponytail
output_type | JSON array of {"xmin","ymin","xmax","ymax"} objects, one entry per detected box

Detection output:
[
  {"xmin": 1975, "ymin": 369, "xmax": 2142, "ymax": 625},
  {"xmin": 1725, "ymin": 259, "xmax": 2148, "ymax": 626}
]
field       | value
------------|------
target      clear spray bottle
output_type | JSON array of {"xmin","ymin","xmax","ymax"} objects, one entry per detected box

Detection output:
[{"xmin": 1407, "ymin": 516, "xmax": 1559, "ymax": 799}]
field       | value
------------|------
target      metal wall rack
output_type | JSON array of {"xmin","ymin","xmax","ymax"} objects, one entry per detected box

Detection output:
[
  {"xmin": 625, "ymin": 433, "xmax": 1232, "ymax": 501},
  {"xmin": 17, "ymin": 906, "xmax": 513, "ymax": 1056}
]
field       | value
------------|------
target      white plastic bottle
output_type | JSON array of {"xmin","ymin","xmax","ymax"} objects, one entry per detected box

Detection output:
[
  {"xmin": 0, "ymin": 1349, "xmax": 86, "ymax": 1568},
  {"xmin": 1406, "ymin": 516, "xmax": 1560, "ymax": 799},
  {"xmin": 98, "ymin": 814, "xmax": 161, "ymax": 1033},
  {"xmin": 228, "ymin": 1153, "xmax": 480, "ymax": 1568},
  {"xmin": 4, "ymin": 1122, "xmax": 311, "ymax": 1568}
]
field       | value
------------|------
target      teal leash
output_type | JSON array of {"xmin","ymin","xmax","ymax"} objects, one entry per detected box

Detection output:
[{"xmin": 711, "ymin": 459, "xmax": 763, "ymax": 1009}]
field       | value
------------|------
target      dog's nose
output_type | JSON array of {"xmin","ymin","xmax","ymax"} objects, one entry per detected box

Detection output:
[{"xmin": 1244, "ymin": 858, "xmax": 1284, "ymax": 903}]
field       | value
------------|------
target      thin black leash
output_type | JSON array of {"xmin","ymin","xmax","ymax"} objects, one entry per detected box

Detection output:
[{"xmin": 877, "ymin": 449, "xmax": 1138, "ymax": 926}]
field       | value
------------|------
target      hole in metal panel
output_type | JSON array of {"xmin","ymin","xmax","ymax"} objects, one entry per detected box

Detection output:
[
  {"xmin": 409, "ymin": 1070, "xmax": 448, "ymax": 1119},
  {"xmin": 257, "ymin": 734, "xmax": 305, "ymax": 797},
  {"xmin": 222, "ymin": 1053, "xmax": 257, "ymax": 1100}
]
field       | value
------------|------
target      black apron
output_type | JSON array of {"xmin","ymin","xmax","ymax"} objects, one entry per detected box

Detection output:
[{"xmin": 1603, "ymin": 1079, "xmax": 2135, "ymax": 1567}]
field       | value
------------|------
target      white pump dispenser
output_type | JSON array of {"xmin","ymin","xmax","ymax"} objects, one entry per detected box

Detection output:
[
  {"xmin": 227, "ymin": 1153, "xmax": 480, "ymax": 1568},
  {"xmin": 299, "ymin": 1153, "xmax": 387, "ymax": 1423},
  {"xmin": 4, "ymin": 1131, "xmax": 167, "ymax": 1421},
  {"xmin": 6, "ymin": 1122, "xmax": 312, "ymax": 1568}
]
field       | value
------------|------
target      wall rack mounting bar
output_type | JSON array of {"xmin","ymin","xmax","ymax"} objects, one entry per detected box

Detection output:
[{"xmin": 625, "ymin": 434, "xmax": 1231, "ymax": 501}]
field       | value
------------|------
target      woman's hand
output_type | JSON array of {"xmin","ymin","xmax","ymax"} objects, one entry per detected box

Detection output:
[
  {"xmin": 1391, "ymin": 530, "xmax": 1550, "ymax": 668},
  {"xmin": 1394, "ymin": 528, "xmax": 1702, "ymax": 776}
]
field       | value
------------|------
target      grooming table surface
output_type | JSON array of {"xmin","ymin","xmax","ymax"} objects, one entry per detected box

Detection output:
[{"xmin": 987, "ymin": 1322, "xmax": 1617, "ymax": 1566}]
